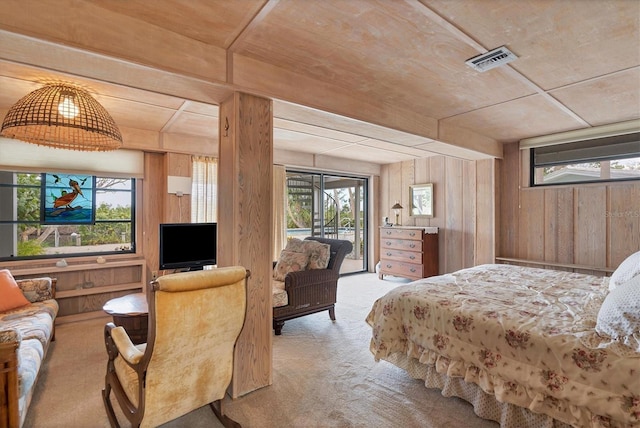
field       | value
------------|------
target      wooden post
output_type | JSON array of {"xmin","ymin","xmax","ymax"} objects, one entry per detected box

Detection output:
[{"xmin": 218, "ymin": 92, "xmax": 273, "ymax": 397}]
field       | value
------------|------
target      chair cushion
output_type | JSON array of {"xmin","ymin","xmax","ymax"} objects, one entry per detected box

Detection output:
[
  {"xmin": 272, "ymin": 280, "xmax": 288, "ymax": 307},
  {"xmin": 304, "ymin": 240, "xmax": 331, "ymax": 270},
  {"xmin": 114, "ymin": 343, "xmax": 147, "ymax": 407},
  {"xmin": 273, "ymin": 249, "xmax": 309, "ymax": 281},
  {"xmin": 0, "ymin": 270, "xmax": 30, "ymax": 312},
  {"xmin": 17, "ymin": 338, "xmax": 44, "ymax": 398}
]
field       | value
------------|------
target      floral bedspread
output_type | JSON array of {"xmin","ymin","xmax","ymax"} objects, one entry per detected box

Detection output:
[{"xmin": 366, "ymin": 264, "xmax": 640, "ymax": 427}]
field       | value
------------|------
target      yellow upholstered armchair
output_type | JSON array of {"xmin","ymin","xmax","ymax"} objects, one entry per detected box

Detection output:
[{"xmin": 102, "ymin": 266, "xmax": 248, "ymax": 428}]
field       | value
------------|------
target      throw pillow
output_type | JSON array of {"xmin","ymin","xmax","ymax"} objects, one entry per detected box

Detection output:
[
  {"xmin": 284, "ymin": 238, "xmax": 306, "ymax": 254},
  {"xmin": 304, "ymin": 240, "xmax": 331, "ymax": 270},
  {"xmin": 609, "ymin": 250, "xmax": 640, "ymax": 291},
  {"xmin": 596, "ymin": 275, "xmax": 640, "ymax": 344},
  {"xmin": 0, "ymin": 269, "xmax": 30, "ymax": 312},
  {"xmin": 273, "ymin": 250, "xmax": 309, "ymax": 281}
]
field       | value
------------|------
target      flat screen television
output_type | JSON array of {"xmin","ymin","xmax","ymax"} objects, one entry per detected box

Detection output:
[{"xmin": 159, "ymin": 222, "xmax": 217, "ymax": 270}]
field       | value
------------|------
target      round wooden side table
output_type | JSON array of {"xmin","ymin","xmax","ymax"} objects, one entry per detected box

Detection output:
[{"xmin": 103, "ymin": 293, "xmax": 148, "ymax": 344}]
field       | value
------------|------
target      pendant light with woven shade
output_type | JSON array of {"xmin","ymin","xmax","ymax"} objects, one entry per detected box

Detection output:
[{"xmin": 1, "ymin": 83, "xmax": 123, "ymax": 151}]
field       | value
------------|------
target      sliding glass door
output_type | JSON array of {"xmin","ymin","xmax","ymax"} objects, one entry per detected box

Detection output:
[{"xmin": 286, "ymin": 170, "xmax": 367, "ymax": 274}]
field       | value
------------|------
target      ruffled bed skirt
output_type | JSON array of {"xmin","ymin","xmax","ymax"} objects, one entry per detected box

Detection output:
[{"xmin": 382, "ymin": 352, "xmax": 572, "ymax": 428}]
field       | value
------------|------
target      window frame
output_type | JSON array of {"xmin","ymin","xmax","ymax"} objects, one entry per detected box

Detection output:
[
  {"xmin": 0, "ymin": 172, "xmax": 137, "ymax": 261},
  {"xmin": 529, "ymin": 133, "xmax": 640, "ymax": 187}
]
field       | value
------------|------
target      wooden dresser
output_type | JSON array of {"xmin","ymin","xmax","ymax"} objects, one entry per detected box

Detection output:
[{"xmin": 378, "ymin": 226, "xmax": 439, "ymax": 281}]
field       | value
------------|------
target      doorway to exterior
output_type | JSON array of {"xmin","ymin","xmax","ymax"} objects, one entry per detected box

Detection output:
[{"xmin": 286, "ymin": 170, "xmax": 367, "ymax": 274}]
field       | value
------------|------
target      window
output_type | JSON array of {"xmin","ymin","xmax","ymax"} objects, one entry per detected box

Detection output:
[
  {"xmin": 285, "ymin": 170, "xmax": 367, "ymax": 274},
  {"xmin": 530, "ymin": 133, "xmax": 640, "ymax": 186},
  {"xmin": 0, "ymin": 171, "xmax": 135, "ymax": 260},
  {"xmin": 191, "ymin": 156, "xmax": 218, "ymax": 223}
]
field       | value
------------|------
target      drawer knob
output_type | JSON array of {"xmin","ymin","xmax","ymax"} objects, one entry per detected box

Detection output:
[
  {"xmin": 386, "ymin": 264, "xmax": 392, "ymax": 268},
  {"xmin": 409, "ymin": 244, "xmax": 416, "ymax": 248},
  {"xmin": 409, "ymin": 255, "xmax": 415, "ymax": 260},
  {"xmin": 386, "ymin": 252, "xmax": 392, "ymax": 256},
  {"xmin": 386, "ymin": 231, "xmax": 392, "ymax": 235},
  {"xmin": 409, "ymin": 232, "xmax": 416, "ymax": 236},
  {"xmin": 410, "ymin": 268, "xmax": 416, "ymax": 272},
  {"xmin": 386, "ymin": 241, "xmax": 392, "ymax": 246}
]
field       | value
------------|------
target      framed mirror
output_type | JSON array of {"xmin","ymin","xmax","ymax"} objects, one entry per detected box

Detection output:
[{"xmin": 409, "ymin": 183, "xmax": 433, "ymax": 217}]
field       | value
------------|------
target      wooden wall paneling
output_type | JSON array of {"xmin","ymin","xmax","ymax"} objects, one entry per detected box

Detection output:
[
  {"xmin": 400, "ymin": 160, "xmax": 414, "ymax": 226},
  {"xmin": 520, "ymin": 147, "xmax": 530, "ymax": 189},
  {"xmin": 143, "ymin": 152, "xmax": 165, "ymax": 274},
  {"xmin": 462, "ymin": 161, "xmax": 476, "ymax": 268},
  {"xmin": 475, "ymin": 159, "xmax": 495, "ymax": 265},
  {"xmin": 376, "ymin": 165, "xmax": 391, "ymax": 269},
  {"xmin": 386, "ymin": 162, "xmax": 404, "ymax": 224},
  {"xmin": 445, "ymin": 157, "xmax": 464, "ymax": 272},
  {"xmin": 608, "ymin": 183, "xmax": 640, "ymax": 266},
  {"xmin": 499, "ymin": 142, "xmax": 520, "ymax": 257},
  {"xmin": 428, "ymin": 156, "xmax": 446, "ymax": 273},
  {"xmin": 165, "ymin": 152, "xmax": 192, "ymax": 223},
  {"xmin": 379, "ymin": 164, "xmax": 390, "ymax": 226},
  {"xmin": 370, "ymin": 175, "xmax": 380, "ymax": 272},
  {"xmin": 218, "ymin": 92, "xmax": 272, "ymax": 398},
  {"xmin": 135, "ymin": 178, "xmax": 145, "ymax": 270},
  {"xmin": 518, "ymin": 189, "xmax": 545, "ymax": 260},
  {"xmin": 573, "ymin": 186, "xmax": 607, "ymax": 267},
  {"xmin": 543, "ymin": 187, "xmax": 574, "ymax": 265},
  {"xmin": 412, "ymin": 157, "xmax": 430, "ymax": 228},
  {"xmin": 493, "ymin": 156, "xmax": 501, "ymax": 261}
]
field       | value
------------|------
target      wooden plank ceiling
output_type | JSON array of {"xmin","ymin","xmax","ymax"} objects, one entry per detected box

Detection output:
[{"xmin": 0, "ymin": 0, "xmax": 638, "ymax": 163}]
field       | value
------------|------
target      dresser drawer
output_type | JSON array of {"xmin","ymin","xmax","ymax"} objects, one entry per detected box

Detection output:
[
  {"xmin": 379, "ymin": 228, "xmax": 423, "ymax": 240},
  {"xmin": 379, "ymin": 260, "xmax": 423, "ymax": 280},
  {"xmin": 380, "ymin": 248, "xmax": 421, "ymax": 264},
  {"xmin": 379, "ymin": 226, "xmax": 439, "ymax": 281},
  {"xmin": 380, "ymin": 238, "xmax": 423, "ymax": 252}
]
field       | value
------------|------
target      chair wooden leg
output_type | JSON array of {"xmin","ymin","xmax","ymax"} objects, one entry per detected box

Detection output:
[
  {"xmin": 328, "ymin": 306, "xmax": 336, "ymax": 321},
  {"xmin": 210, "ymin": 399, "xmax": 242, "ymax": 428},
  {"xmin": 102, "ymin": 386, "xmax": 121, "ymax": 428},
  {"xmin": 273, "ymin": 319, "xmax": 285, "ymax": 335}
]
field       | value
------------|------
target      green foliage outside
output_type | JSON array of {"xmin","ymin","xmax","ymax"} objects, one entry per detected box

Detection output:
[
  {"xmin": 78, "ymin": 203, "xmax": 131, "ymax": 245},
  {"xmin": 17, "ymin": 240, "xmax": 46, "ymax": 256},
  {"xmin": 12, "ymin": 174, "xmax": 133, "ymax": 255}
]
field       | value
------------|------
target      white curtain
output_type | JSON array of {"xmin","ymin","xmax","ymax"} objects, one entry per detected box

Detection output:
[
  {"xmin": 191, "ymin": 156, "xmax": 218, "ymax": 223},
  {"xmin": 273, "ymin": 164, "xmax": 287, "ymax": 260}
]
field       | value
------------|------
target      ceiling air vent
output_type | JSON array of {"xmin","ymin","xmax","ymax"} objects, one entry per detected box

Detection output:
[{"xmin": 465, "ymin": 46, "xmax": 517, "ymax": 72}]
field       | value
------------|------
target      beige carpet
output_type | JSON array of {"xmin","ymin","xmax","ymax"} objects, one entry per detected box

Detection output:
[{"xmin": 24, "ymin": 272, "xmax": 498, "ymax": 428}]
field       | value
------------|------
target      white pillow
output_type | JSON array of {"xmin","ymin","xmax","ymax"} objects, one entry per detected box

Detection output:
[
  {"xmin": 609, "ymin": 250, "xmax": 640, "ymax": 292},
  {"xmin": 596, "ymin": 275, "xmax": 640, "ymax": 342}
]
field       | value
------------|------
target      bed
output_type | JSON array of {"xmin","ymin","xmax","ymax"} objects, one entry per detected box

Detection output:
[{"xmin": 366, "ymin": 262, "xmax": 640, "ymax": 428}]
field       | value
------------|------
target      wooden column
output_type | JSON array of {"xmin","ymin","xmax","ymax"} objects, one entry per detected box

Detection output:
[
  {"xmin": 218, "ymin": 92, "xmax": 273, "ymax": 397},
  {"xmin": 142, "ymin": 152, "xmax": 165, "ymax": 275}
]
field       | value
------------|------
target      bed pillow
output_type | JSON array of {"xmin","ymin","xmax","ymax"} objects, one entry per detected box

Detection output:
[
  {"xmin": 304, "ymin": 240, "xmax": 331, "ymax": 270},
  {"xmin": 609, "ymin": 250, "xmax": 640, "ymax": 291},
  {"xmin": 0, "ymin": 269, "xmax": 30, "ymax": 312},
  {"xmin": 596, "ymin": 275, "xmax": 640, "ymax": 342}
]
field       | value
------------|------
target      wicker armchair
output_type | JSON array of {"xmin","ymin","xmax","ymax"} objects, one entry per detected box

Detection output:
[{"xmin": 273, "ymin": 237, "xmax": 353, "ymax": 335}]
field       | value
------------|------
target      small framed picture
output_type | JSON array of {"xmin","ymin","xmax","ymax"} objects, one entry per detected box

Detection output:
[{"xmin": 409, "ymin": 183, "xmax": 433, "ymax": 217}]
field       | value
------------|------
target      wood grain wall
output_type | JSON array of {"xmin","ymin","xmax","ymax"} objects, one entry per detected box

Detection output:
[
  {"xmin": 218, "ymin": 92, "xmax": 273, "ymax": 398},
  {"xmin": 379, "ymin": 156, "xmax": 497, "ymax": 274},
  {"xmin": 499, "ymin": 141, "xmax": 640, "ymax": 270}
]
